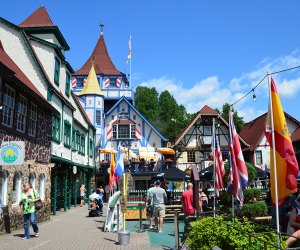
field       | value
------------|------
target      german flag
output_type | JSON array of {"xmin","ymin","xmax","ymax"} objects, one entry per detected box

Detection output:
[{"xmin": 265, "ymin": 78, "xmax": 299, "ymax": 204}]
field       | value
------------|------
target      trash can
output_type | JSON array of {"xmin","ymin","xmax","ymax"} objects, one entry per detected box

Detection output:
[{"xmin": 118, "ymin": 230, "xmax": 130, "ymax": 245}]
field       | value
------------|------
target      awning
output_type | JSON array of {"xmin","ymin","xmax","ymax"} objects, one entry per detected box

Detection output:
[
  {"xmin": 139, "ymin": 147, "xmax": 155, "ymax": 159},
  {"xmin": 112, "ymin": 120, "xmax": 134, "ymax": 125},
  {"xmin": 157, "ymin": 147, "xmax": 175, "ymax": 155},
  {"xmin": 129, "ymin": 150, "xmax": 138, "ymax": 159}
]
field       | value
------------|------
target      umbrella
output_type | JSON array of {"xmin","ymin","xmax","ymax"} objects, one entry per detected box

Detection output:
[
  {"xmin": 164, "ymin": 167, "xmax": 187, "ymax": 181},
  {"xmin": 100, "ymin": 148, "xmax": 117, "ymax": 154},
  {"xmin": 157, "ymin": 147, "xmax": 175, "ymax": 155}
]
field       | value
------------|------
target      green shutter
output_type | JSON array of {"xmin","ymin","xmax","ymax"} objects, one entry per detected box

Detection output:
[
  {"xmin": 54, "ymin": 57, "xmax": 60, "ymax": 86},
  {"xmin": 65, "ymin": 72, "xmax": 70, "ymax": 97}
]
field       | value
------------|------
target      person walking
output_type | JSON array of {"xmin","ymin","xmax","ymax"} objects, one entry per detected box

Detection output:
[
  {"xmin": 18, "ymin": 182, "xmax": 40, "ymax": 240},
  {"xmin": 80, "ymin": 184, "xmax": 86, "ymax": 207},
  {"xmin": 146, "ymin": 183, "xmax": 155, "ymax": 229},
  {"xmin": 149, "ymin": 180, "xmax": 167, "ymax": 233}
]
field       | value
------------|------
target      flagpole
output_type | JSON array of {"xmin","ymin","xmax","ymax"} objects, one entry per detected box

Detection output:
[
  {"xmin": 268, "ymin": 73, "xmax": 281, "ymax": 248},
  {"xmin": 212, "ymin": 118, "xmax": 216, "ymax": 218},
  {"xmin": 229, "ymin": 107, "xmax": 235, "ymax": 222},
  {"xmin": 129, "ymin": 35, "xmax": 132, "ymax": 89}
]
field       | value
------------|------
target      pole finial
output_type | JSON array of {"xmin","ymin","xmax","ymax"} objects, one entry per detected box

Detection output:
[{"xmin": 100, "ymin": 22, "xmax": 104, "ymax": 35}]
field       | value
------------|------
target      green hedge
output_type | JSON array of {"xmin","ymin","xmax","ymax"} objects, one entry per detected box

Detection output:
[
  {"xmin": 240, "ymin": 201, "xmax": 267, "ymax": 219},
  {"xmin": 186, "ymin": 216, "xmax": 287, "ymax": 250},
  {"xmin": 244, "ymin": 188, "xmax": 262, "ymax": 203}
]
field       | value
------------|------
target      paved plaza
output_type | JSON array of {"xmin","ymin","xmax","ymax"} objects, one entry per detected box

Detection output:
[{"xmin": 0, "ymin": 205, "xmax": 162, "ymax": 250}]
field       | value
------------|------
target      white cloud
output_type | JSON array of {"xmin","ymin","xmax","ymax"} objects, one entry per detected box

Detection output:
[{"xmin": 138, "ymin": 50, "xmax": 300, "ymax": 121}]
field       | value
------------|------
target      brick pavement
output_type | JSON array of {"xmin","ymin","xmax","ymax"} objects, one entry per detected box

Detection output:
[{"xmin": 0, "ymin": 205, "xmax": 160, "ymax": 250}]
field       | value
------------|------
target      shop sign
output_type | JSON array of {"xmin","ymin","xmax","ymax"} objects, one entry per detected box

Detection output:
[{"xmin": 0, "ymin": 141, "xmax": 25, "ymax": 165}]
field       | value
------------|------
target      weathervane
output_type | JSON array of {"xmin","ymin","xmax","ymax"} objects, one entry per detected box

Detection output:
[{"xmin": 100, "ymin": 22, "xmax": 104, "ymax": 35}]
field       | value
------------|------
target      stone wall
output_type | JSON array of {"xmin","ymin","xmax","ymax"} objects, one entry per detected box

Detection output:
[{"xmin": 0, "ymin": 163, "xmax": 51, "ymax": 235}]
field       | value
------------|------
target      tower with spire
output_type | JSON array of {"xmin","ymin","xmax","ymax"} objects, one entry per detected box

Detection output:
[
  {"xmin": 73, "ymin": 23, "xmax": 132, "ymax": 113},
  {"xmin": 77, "ymin": 61, "xmax": 105, "ymax": 145}
]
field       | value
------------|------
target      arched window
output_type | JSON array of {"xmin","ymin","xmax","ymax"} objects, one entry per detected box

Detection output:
[
  {"xmin": 39, "ymin": 174, "xmax": 45, "ymax": 201},
  {"xmin": 0, "ymin": 171, "xmax": 8, "ymax": 206},
  {"xmin": 12, "ymin": 172, "xmax": 22, "ymax": 205},
  {"xmin": 29, "ymin": 172, "xmax": 36, "ymax": 190}
]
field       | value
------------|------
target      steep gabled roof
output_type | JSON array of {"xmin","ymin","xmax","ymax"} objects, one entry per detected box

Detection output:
[
  {"xmin": 199, "ymin": 105, "xmax": 219, "ymax": 115},
  {"xmin": 240, "ymin": 112, "xmax": 300, "ymax": 151},
  {"xmin": 19, "ymin": 6, "xmax": 55, "ymax": 27},
  {"xmin": 106, "ymin": 96, "xmax": 168, "ymax": 141},
  {"xmin": 0, "ymin": 42, "xmax": 58, "ymax": 114},
  {"xmin": 19, "ymin": 7, "xmax": 70, "ymax": 51},
  {"xmin": 75, "ymin": 34, "xmax": 123, "ymax": 76},
  {"xmin": 78, "ymin": 64, "xmax": 104, "ymax": 96},
  {"xmin": 174, "ymin": 105, "xmax": 249, "ymax": 147}
]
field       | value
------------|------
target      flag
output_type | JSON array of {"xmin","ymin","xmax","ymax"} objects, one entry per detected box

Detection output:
[
  {"xmin": 264, "ymin": 78, "xmax": 298, "ymax": 204},
  {"xmin": 115, "ymin": 145, "xmax": 124, "ymax": 178},
  {"xmin": 126, "ymin": 35, "xmax": 131, "ymax": 63},
  {"xmin": 71, "ymin": 77, "xmax": 77, "ymax": 89},
  {"xmin": 109, "ymin": 153, "xmax": 116, "ymax": 188},
  {"xmin": 215, "ymin": 134, "xmax": 225, "ymax": 190},
  {"xmin": 228, "ymin": 109, "xmax": 248, "ymax": 205}
]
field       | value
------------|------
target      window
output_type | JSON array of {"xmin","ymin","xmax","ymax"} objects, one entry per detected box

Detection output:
[
  {"xmin": 39, "ymin": 174, "xmax": 45, "ymax": 201},
  {"xmin": 255, "ymin": 150, "xmax": 263, "ymax": 165},
  {"xmin": 203, "ymin": 151, "xmax": 211, "ymax": 160},
  {"xmin": 131, "ymin": 124, "xmax": 136, "ymax": 138},
  {"xmin": 29, "ymin": 173, "xmax": 36, "ymax": 190},
  {"xmin": 111, "ymin": 115, "xmax": 115, "ymax": 120},
  {"xmin": 112, "ymin": 124, "xmax": 136, "ymax": 139},
  {"xmin": 64, "ymin": 121, "xmax": 71, "ymax": 148},
  {"xmin": 76, "ymin": 77, "xmax": 84, "ymax": 88},
  {"xmin": 133, "ymin": 115, "xmax": 136, "ymax": 120},
  {"xmin": 12, "ymin": 172, "xmax": 21, "ymax": 205},
  {"xmin": 76, "ymin": 131, "xmax": 80, "ymax": 151},
  {"xmin": 2, "ymin": 85, "xmax": 15, "ymax": 127},
  {"xmin": 52, "ymin": 115, "xmax": 61, "ymax": 142},
  {"xmin": 80, "ymin": 134, "xmax": 85, "ymax": 155},
  {"xmin": 28, "ymin": 103, "xmax": 38, "ymax": 137},
  {"xmin": 72, "ymin": 129, "xmax": 76, "ymax": 150},
  {"xmin": 16, "ymin": 95, "xmax": 27, "ymax": 133},
  {"xmin": 89, "ymin": 139, "xmax": 93, "ymax": 158},
  {"xmin": 187, "ymin": 151, "xmax": 195, "ymax": 163},
  {"xmin": 0, "ymin": 171, "xmax": 8, "ymax": 206},
  {"xmin": 65, "ymin": 72, "xmax": 70, "ymax": 97},
  {"xmin": 54, "ymin": 57, "xmax": 60, "ymax": 85},
  {"xmin": 109, "ymin": 78, "xmax": 116, "ymax": 88},
  {"xmin": 203, "ymin": 126, "xmax": 212, "ymax": 136},
  {"xmin": 96, "ymin": 110, "xmax": 101, "ymax": 126}
]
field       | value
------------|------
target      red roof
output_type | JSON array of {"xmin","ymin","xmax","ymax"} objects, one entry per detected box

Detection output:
[
  {"xmin": 239, "ymin": 114, "xmax": 266, "ymax": 151},
  {"xmin": 240, "ymin": 112, "xmax": 300, "ymax": 150},
  {"xmin": 19, "ymin": 6, "xmax": 56, "ymax": 27},
  {"xmin": 75, "ymin": 34, "xmax": 123, "ymax": 76},
  {"xmin": 291, "ymin": 128, "xmax": 300, "ymax": 142},
  {"xmin": 112, "ymin": 120, "xmax": 134, "ymax": 125},
  {"xmin": 0, "ymin": 42, "xmax": 56, "ymax": 112},
  {"xmin": 199, "ymin": 105, "xmax": 219, "ymax": 115}
]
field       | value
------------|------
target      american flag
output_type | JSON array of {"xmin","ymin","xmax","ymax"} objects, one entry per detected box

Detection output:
[
  {"xmin": 228, "ymin": 110, "xmax": 248, "ymax": 205},
  {"xmin": 71, "ymin": 77, "xmax": 77, "ymax": 89},
  {"xmin": 215, "ymin": 134, "xmax": 225, "ymax": 190},
  {"xmin": 116, "ymin": 78, "xmax": 122, "ymax": 88},
  {"xmin": 104, "ymin": 77, "xmax": 110, "ymax": 88}
]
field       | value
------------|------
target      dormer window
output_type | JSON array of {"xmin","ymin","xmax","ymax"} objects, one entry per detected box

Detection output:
[{"xmin": 112, "ymin": 121, "xmax": 136, "ymax": 140}]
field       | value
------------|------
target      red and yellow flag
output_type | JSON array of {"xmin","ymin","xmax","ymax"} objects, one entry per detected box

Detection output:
[
  {"xmin": 265, "ymin": 78, "xmax": 299, "ymax": 204},
  {"xmin": 109, "ymin": 153, "xmax": 116, "ymax": 188}
]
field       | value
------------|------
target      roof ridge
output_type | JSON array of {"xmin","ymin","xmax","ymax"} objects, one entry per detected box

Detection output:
[{"xmin": 19, "ymin": 6, "xmax": 56, "ymax": 28}]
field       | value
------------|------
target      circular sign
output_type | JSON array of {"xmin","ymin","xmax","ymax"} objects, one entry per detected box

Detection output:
[{"xmin": 1, "ymin": 145, "xmax": 18, "ymax": 164}]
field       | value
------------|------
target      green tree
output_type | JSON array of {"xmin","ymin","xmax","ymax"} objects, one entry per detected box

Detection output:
[
  {"xmin": 134, "ymin": 86, "xmax": 159, "ymax": 123},
  {"xmin": 218, "ymin": 103, "xmax": 245, "ymax": 132}
]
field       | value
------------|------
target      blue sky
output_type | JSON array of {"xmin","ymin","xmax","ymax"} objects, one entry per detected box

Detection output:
[{"xmin": 1, "ymin": 1, "xmax": 300, "ymax": 122}]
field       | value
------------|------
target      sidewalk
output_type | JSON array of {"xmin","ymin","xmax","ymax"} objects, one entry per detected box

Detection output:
[{"xmin": 0, "ymin": 205, "xmax": 159, "ymax": 250}]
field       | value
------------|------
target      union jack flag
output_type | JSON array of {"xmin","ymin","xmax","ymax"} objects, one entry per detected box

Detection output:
[{"xmin": 228, "ymin": 110, "xmax": 248, "ymax": 205}]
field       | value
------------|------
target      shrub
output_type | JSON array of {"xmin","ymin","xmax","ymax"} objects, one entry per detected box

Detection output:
[
  {"xmin": 240, "ymin": 201, "xmax": 268, "ymax": 219},
  {"xmin": 186, "ymin": 215, "xmax": 287, "ymax": 250},
  {"xmin": 244, "ymin": 188, "xmax": 262, "ymax": 202}
]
